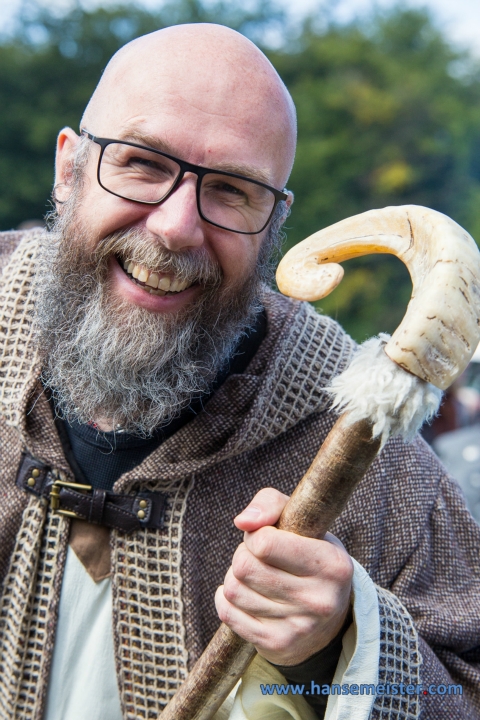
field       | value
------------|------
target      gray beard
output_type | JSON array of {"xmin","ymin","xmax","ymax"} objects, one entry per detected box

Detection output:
[{"xmin": 35, "ymin": 192, "xmax": 282, "ymax": 437}]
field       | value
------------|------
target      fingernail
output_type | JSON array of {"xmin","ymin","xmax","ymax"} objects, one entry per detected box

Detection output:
[{"xmin": 238, "ymin": 505, "xmax": 261, "ymax": 518}]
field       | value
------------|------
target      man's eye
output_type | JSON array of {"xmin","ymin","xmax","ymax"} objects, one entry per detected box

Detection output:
[
  {"xmin": 217, "ymin": 182, "xmax": 243, "ymax": 195},
  {"xmin": 129, "ymin": 156, "xmax": 153, "ymax": 167},
  {"xmin": 208, "ymin": 180, "xmax": 249, "ymax": 200},
  {"xmin": 127, "ymin": 156, "xmax": 170, "ymax": 174}
]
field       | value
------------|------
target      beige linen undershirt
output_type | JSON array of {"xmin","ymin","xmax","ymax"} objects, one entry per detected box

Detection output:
[{"xmin": 43, "ymin": 525, "xmax": 122, "ymax": 720}]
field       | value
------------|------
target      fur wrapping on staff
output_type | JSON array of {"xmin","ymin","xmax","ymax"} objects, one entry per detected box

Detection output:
[{"xmin": 328, "ymin": 334, "xmax": 442, "ymax": 448}]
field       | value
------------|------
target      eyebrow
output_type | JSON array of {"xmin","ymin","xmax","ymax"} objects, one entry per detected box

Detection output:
[{"xmin": 117, "ymin": 129, "xmax": 274, "ymax": 186}]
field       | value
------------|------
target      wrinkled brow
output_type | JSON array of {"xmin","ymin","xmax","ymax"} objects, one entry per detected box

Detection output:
[{"xmin": 117, "ymin": 129, "xmax": 274, "ymax": 185}]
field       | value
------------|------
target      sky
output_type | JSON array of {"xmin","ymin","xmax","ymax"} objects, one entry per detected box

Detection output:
[{"xmin": 2, "ymin": 0, "xmax": 480, "ymax": 57}]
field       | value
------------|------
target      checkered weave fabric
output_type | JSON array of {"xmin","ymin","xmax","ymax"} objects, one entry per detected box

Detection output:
[
  {"xmin": 111, "ymin": 475, "xmax": 195, "ymax": 717},
  {"xmin": 0, "ymin": 496, "xmax": 69, "ymax": 719},
  {"xmin": 0, "ymin": 230, "xmax": 42, "ymax": 430},
  {"xmin": 0, "ymin": 230, "xmax": 478, "ymax": 720},
  {"xmin": 372, "ymin": 587, "xmax": 421, "ymax": 719}
]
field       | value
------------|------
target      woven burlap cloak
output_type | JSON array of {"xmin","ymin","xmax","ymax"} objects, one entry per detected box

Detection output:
[{"xmin": 0, "ymin": 230, "xmax": 479, "ymax": 720}]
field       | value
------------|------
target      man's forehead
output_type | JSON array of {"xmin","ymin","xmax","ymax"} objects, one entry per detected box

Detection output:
[{"xmin": 81, "ymin": 25, "xmax": 296, "ymax": 186}]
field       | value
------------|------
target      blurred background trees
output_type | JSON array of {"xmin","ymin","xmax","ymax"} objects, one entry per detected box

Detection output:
[{"xmin": 2, "ymin": 0, "xmax": 480, "ymax": 341}]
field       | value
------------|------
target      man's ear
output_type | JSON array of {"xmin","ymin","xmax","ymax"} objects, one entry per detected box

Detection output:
[
  {"xmin": 54, "ymin": 127, "xmax": 81, "ymax": 205},
  {"xmin": 280, "ymin": 190, "xmax": 294, "ymax": 223}
]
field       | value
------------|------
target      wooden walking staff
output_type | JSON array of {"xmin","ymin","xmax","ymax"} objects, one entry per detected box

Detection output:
[{"xmin": 161, "ymin": 205, "xmax": 480, "ymax": 720}]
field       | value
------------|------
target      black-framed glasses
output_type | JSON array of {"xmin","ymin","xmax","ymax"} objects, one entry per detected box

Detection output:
[{"xmin": 80, "ymin": 129, "xmax": 288, "ymax": 235}]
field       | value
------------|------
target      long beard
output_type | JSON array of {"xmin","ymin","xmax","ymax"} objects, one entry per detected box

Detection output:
[{"xmin": 35, "ymin": 190, "xmax": 279, "ymax": 437}]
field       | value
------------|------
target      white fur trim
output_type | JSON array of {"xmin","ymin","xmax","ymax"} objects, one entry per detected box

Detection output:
[{"xmin": 328, "ymin": 334, "xmax": 442, "ymax": 447}]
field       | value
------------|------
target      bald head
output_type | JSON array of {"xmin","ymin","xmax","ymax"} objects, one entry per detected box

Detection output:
[{"xmin": 81, "ymin": 24, "xmax": 296, "ymax": 186}]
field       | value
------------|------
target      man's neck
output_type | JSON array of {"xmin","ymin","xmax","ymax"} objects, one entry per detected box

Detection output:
[{"xmin": 89, "ymin": 416, "xmax": 117, "ymax": 432}]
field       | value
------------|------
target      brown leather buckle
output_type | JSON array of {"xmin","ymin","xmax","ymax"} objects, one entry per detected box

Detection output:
[
  {"xmin": 16, "ymin": 452, "xmax": 167, "ymax": 532},
  {"xmin": 50, "ymin": 479, "xmax": 93, "ymax": 518}
]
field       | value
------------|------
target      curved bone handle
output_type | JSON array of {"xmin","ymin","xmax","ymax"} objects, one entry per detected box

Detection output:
[{"xmin": 277, "ymin": 205, "xmax": 480, "ymax": 389}]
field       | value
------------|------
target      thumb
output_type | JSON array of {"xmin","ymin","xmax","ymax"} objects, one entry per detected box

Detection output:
[{"xmin": 234, "ymin": 487, "xmax": 290, "ymax": 533}]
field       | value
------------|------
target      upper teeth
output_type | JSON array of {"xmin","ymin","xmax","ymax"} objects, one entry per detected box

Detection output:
[{"xmin": 123, "ymin": 261, "xmax": 191, "ymax": 293}]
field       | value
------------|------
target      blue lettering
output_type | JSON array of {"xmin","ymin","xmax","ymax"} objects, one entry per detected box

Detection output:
[
  {"xmin": 260, "ymin": 684, "xmax": 275, "ymax": 695},
  {"xmin": 360, "ymin": 684, "xmax": 375, "ymax": 695},
  {"xmin": 448, "ymin": 685, "xmax": 463, "ymax": 695},
  {"xmin": 289, "ymin": 685, "xmax": 305, "ymax": 695}
]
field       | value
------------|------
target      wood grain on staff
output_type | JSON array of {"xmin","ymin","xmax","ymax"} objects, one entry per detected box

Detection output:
[{"xmin": 160, "ymin": 414, "xmax": 381, "ymax": 720}]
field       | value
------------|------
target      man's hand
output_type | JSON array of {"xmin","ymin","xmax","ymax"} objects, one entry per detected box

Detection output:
[{"xmin": 215, "ymin": 487, "xmax": 353, "ymax": 667}]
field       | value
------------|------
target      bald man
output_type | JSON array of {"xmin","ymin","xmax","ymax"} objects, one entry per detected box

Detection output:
[{"xmin": 0, "ymin": 22, "xmax": 479, "ymax": 720}]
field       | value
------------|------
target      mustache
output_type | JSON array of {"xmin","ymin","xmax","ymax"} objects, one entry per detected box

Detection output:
[{"xmin": 97, "ymin": 227, "xmax": 223, "ymax": 287}]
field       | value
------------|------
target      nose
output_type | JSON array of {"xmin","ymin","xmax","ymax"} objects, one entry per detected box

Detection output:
[{"xmin": 144, "ymin": 175, "xmax": 205, "ymax": 252}]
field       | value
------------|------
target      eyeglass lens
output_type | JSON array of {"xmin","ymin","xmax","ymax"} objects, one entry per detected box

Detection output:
[{"xmin": 99, "ymin": 142, "xmax": 276, "ymax": 233}]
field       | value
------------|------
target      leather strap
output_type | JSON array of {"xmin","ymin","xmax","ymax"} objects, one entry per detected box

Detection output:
[{"xmin": 16, "ymin": 452, "xmax": 166, "ymax": 534}]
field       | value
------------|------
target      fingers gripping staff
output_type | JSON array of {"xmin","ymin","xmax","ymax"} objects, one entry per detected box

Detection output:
[{"xmin": 160, "ymin": 205, "xmax": 480, "ymax": 720}]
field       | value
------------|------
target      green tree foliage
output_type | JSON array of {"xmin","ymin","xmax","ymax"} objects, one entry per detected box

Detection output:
[
  {"xmin": 1, "ymin": 1, "xmax": 480, "ymax": 340},
  {"xmin": 0, "ymin": 4, "xmax": 157, "ymax": 227},
  {"xmin": 0, "ymin": 0, "xmax": 282, "ymax": 230}
]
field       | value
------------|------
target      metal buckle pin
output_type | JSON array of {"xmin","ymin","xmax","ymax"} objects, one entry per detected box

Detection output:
[{"xmin": 50, "ymin": 479, "xmax": 92, "ymax": 518}]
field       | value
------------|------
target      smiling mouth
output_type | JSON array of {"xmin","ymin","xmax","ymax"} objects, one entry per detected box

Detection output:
[{"xmin": 117, "ymin": 256, "xmax": 195, "ymax": 296}]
